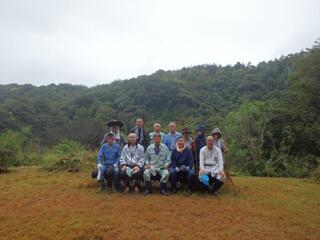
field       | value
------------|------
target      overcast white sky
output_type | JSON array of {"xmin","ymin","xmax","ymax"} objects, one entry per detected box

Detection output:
[{"xmin": 0, "ymin": 0, "xmax": 319, "ymax": 86}]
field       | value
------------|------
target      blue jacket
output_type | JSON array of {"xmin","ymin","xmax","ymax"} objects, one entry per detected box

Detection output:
[
  {"xmin": 97, "ymin": 143, "xmax": 121, "ymax": 166},
  {"xmin": 164, "ymin": 132, "xmax": 181, "ymax": 151},
  {"xmin": 171, "ymin": 148, "xmax": 193, "ymax": 169}
]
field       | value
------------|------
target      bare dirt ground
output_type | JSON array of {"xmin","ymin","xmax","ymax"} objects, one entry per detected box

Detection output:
[{"xmin": 0, "ymin": 167, "xmax": 319, "ymax": 240}]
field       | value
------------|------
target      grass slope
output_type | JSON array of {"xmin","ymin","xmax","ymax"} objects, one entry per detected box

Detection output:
[{"xmin": 0, "ymin": 167, "xmax": 319, "ymax": 240}]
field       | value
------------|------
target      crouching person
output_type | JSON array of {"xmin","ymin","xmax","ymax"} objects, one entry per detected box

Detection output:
[
  {"xmin": 169, "ymin": 137, "xmax": 195, "ymax": 195},
  {"xmin": 120, "ymin": 133, "xmax": 145, "ymax": 193},
  {"xmin": 199, "ymin": 136, "xmax": 225, "ymax": 197},
  {"xmin": 96, "ymin": 133, "xmax": 121, "ymax": 193},
  {"xmin": 144, "ymin": 133, "xmax": 170, "ymax": 196}
]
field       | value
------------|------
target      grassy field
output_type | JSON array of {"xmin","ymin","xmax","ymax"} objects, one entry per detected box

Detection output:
[{"xmin": 0, "ymin": 167, "xmax": 319, "ymax": 240}]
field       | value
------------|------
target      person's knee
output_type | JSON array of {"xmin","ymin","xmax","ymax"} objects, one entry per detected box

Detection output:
[
  {"xmin": 216, "ymin": 178, "xmax": 224, "ymax": 185},
  {"xmin": 160, "ymin": 170, "xmax": 169, "ymax": 182},
  {"xmin": 144, "ymin": 169, "xmax": 151, "ymax": 180},
  {"xmin": 113, "ymin": 167, "xmax": 120, "ymax": 175},
  {"xmin": 163, "ymin": 169, "xmax": 169, "ymax": 177}
]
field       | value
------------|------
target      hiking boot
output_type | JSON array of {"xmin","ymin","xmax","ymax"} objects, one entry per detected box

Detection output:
[
  {"xmin": 212, "ymin": 191, "xmax": 219, "ymax": 197},
  {"xmin": 144, "ymin": 181, "xmax": 152, "ymax": 196},
  {"xmin": 212, "ymin": 180, "xmax": 224, "ymax": 195},
  {"xmin": 185, "ymin": 188, "xmax": 192, "ymax": 196},
  {"xmin": 160, "ymin": 182, "xmax": 168, "ymax": 196},
  {"xmin": 106, "ymin": 181, "xmax": 113, "ymax": 192},
  {"xmin": 171, "ymin": 188, "xmax": 177, "ymax": 194},
  {"xmin": 97, "ymin": 180, "xmax": 105, "ymax": 193}
]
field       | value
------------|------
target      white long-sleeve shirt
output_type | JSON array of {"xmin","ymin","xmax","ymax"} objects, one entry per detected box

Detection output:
[{"xmin": 199, "ymin": 145, "xmax": 223, "ymax": 175}]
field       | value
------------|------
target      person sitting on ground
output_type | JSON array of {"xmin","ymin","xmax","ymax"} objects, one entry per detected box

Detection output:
[
  {"xmin": 96, "ymin": 132, "xmax": 121, "ymax": 193},
  {"xmin": 130, "ymin": 118, "xmax": 150, "ymax": 150},
  {"xmin": 119, "ymin": 133, "xmax": 145, "ymax": 193},
  {"xmin": 143, "ymin": 133, "xmax": 171, "ymax": 196},
  {"xmin": 199, "ymin": 136, "xmax": 225, "ymax": 197},
  {"xmin": 149, "ymin": 122, "xmax": 166, "ymax": 143},
  {"xmin": 194, "ymin": 125, "xmax": 206, "ymax": 173},
  {"xmin": 169, "ymin": 137, "xmax": 195, "ymax": 195}
]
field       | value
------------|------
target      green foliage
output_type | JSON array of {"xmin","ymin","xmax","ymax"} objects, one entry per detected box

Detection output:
[
  {"xmin": 0, "ymin": 57, "xmax": 291, "ymax": 147},
  {"xmin": 0, "ymin": 40, "xmax": 319, "ymax": 178},
  {"xmin": 225, "ymin": 100, "xmax": 273, "ymax": 176},
  {"xmin": 0, "ymin": 127, "xmax": 37, "ymax": 168},
  {"xmin": 40, "ymin": 139, "xmax": 96, "ymax": 172},
  {"xmin": 224, "ymin": 40, "xmax": 320, "ymax": 177},
  {"xmin": 311, "ymin": 166, "xmax": 320, "ymax": 183}
]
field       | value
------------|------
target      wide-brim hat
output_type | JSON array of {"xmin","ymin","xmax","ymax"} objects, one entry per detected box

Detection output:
[
  {"xmin": 182, "ymin": 127, "xmax": 192, "ymax": 134},
  {"xmin": 107, "ymin": 120, "xmax": 123, "ymax": 128}
]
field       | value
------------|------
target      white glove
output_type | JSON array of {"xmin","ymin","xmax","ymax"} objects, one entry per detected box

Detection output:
[
  {"xmin": 97, "ymin": 163, "xmax": 102, "ymax": 169},
  {"xmin": 175, "ymin": 167, "xmax": 180, "ymax": 172},
  {"xmin": 180, "ymin": 165, "xmax": 187, "ymax": 171},
  {"xmin": 185, "ymin": 166, "xmax": 190, "ymax": 171}
]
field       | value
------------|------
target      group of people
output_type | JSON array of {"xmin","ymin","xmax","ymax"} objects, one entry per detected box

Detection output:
[{"xmin": 96, "ymin": 118, "xmax": 229, "ymax": 197}]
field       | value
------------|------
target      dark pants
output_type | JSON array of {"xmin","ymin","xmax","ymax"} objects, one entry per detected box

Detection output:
[
  {"xmin": 98, "ymin": 165, "xmax": 120, "ymax": 190},
  {"xmin": 201, "ymin": 174, "xmax": 224, "ymax": 193},
  {"xmin": 194, "ymin": 159, "xmax": 199, "ymax": 174},
  {"xmin": 120, "ymin": 167, "xmax": 143, "ymax": 187},
  {"xmin": 169, "ymin": 168, "xmax": 195, "ymax": 190}
]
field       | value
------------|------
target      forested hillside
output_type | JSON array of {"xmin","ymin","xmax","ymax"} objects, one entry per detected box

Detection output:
[
  {"xmin": 0, "ymin": 42, "xmax": 319, "ymax": 177},
  {"xmin": 0, "ymin": 58, "xmax": 290, "ymax": 144}
]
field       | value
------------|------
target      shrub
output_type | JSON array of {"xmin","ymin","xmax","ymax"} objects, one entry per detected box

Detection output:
[
  {"xmin": 41, "ymin": 139, "xmax": 96, "ymax": 171},
  {"xmin": 0, "ymin": 128, "xmax": 35, "ymax": 168}
]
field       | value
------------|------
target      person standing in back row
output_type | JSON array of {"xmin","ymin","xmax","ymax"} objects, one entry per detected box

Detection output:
[
  {"xmin": 101, "ymin": 120, "xmax": 126, "ymax": 148},
  {"xmin": 149, "ymin": 122, "xmax": 166, "ymax": 143},
  {"xmin": 181, "ymin": 127, "xmax": 195, "ymax": 151},
  {"xmin": 164, "ymin": 121, "xmax": 181, "ymax": 154},
  {"xmin": 194, "ymin": 125, "xmax": 206, "ymax": 173},
  {"xmin": 131, "ymin": 118, "xmax": 149, "ymax": 150},
  {"xmin": 212, "ymin": 127, "xmax": 229, "ymax": 158}
]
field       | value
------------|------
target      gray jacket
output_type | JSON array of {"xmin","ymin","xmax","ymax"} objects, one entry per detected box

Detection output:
[{"xmin": 120, "ymin": 143, "xmax": 145, "ymax": 168}]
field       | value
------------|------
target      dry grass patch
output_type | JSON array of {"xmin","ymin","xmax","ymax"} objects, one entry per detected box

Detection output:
[{"xmin": 0, "ymin": 167, "xmax": 319, "ymax": 240}]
